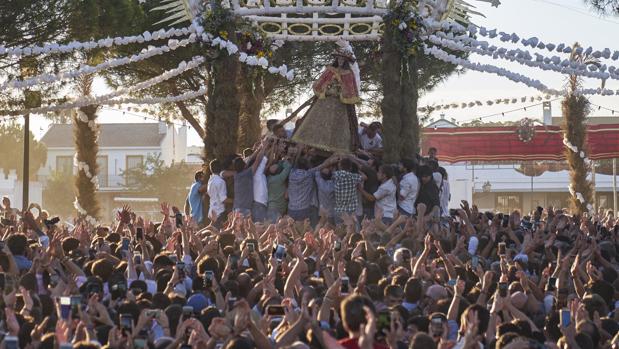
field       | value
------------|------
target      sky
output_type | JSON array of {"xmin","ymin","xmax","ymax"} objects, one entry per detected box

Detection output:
[{"xmin": 23, "ymin": 0, "xmax": 619, "ymax": 146}]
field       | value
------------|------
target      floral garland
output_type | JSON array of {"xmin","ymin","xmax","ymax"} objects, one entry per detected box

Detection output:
[
  {"xmin": 568, "ymin": 184, "xmax": 595, "ymax": 215},
  {"xmin": 423, "ymin": 45, "xmax": 619, "ymax": 97},
  {"xmin": 0, "ymin": 57, "xmax": 205, "ymax": 116},
  {"xmin": 428, "ymin": 33, "xmax": 618, "ymax": 82},
  {"xmin": 383, "ymin": 1, "xmax": 425, "ymax": 56},
  {"xmin": 418, "ymin": 95, "xmax": 553, "ymax": 113},
  {"xmin": 0, "ymin": 25, "xmax": 195, "ymax": 58},
  {"xmin": 2, "ymin": 36, "xmax": 197, "ymax": 90},
  {"xmin": 516, "ymin": 118, "xmax": 535, "ymax": 143},
  {"xmin": 73, "ymin": 198, "xmax": 98, "ymax": 226}
]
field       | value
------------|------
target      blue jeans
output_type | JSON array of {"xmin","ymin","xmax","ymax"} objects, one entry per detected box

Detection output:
[
  {"xmin": 382, "ymin": 217, "xmax": 394, "ymax": 226},
  {"xmin": 267, "ymin": 207, "xmax": 283, "ymax": 224},
  {"xmin": 252, "ymin": 202, "xmax": 267, "ymax": 223},
  {"xmin": 288, "ymin": 208, "xmax": 311, "ymax": 221}
]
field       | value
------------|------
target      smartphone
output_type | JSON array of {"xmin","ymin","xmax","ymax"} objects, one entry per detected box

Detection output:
[
  {"xmin": 265, "ymin": 305, "xmax": 286, "ymax": 316},
  {"xmin": 121, "ymin": 238, "xmax": 130, "ymax": 251},
  {"xmin": 273, "ymin": 244, "xmax": 286, "ymax": 261},
  {"xmin": 134, "ymin": 254, "xmax": 142, "ymax": 265},
  {"xmin": 70, "ymin": 295, "xmax": 81, "ymax": 316},
  {"xmin": 4, "ymin": 336, "xmax": 18, "ymax": 349},
  {"xmin": 341, "ymin": 276, "xmax": 350, "ymax": 294},
  {"xmin": 499, "ymin": 282, "xmax": 508, "ymax": 298},
  {"xmin": 204, "ymin": 271, "xmax": 214, "ymax": 288},
  {"xmin": 175, "ymin": 213, "xmax": 183, "ymax": 228},
  {"xmin": 59, "ymin": 344, "xmax": 73, "ymax": 349},
  {"xmin": 134, "ymin": 338, "xmax": 147, "ymax": 349},
  {"xmin": 228, "ymin": 296, "xmax": 237, "ymax": 310},
  {"xmin": 60, "ymin": 296, "xmax": 71, "ymax": 319},
  {"xmin": 247, "ymin": 242, "xmax": 255, "ymax": 253},
  {"xmin": 431, "ymin": 317, "xmax": 444, "ymax": 336},
  {"xmin": 136, "ymin": 227, "xmax": 144, "ymax": 240},
  {"xmin": 560, "ymin": 308, "xmax": 571, "ymax": 328},
  {"xmin": 146, "ymin": 309, "xmax": 159, "ymax": 318},
  {"xmin": 334, "ymin": 241, "xmax": 342, "ymax": 252},
  {"xmin": 376, "ymin": 310, "xmax": 390, "ymax": 336},
  {"xmin": 471, "ymin": 255, "xmax": 479, "ymax": 268},
  {"xmin": 120, "ymin": 313, "xmax": 133, "ymax": 331},
  {"xmin": 498, "ymin": 242, "xmax": 506, "ymax": 256},
  {"xmin": 547, "ymin": 277, "xmax": 557, "ymax": 292},
  {"xmin": 176, "ymin": 262, "xmax": 186, "ymax": 279}
]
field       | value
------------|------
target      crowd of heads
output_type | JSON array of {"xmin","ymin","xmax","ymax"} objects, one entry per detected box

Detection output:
[{"xmin": 0, "ymin": 125, "xmax": 618, "ymax": 349}]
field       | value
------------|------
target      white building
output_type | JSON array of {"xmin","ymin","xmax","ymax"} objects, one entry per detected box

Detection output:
[
  {"xmin": 40, "ymin": 122, "xmax": 187, "ymax": 221},
  {"xmin": 0, "ymin": 170, "xmax": 42, "ymax": 210}
]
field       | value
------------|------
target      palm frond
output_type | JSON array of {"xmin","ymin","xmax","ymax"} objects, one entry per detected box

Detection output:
[{"xmin": 151, "ymin": 0, "xmax": 193, "ymax": 26}]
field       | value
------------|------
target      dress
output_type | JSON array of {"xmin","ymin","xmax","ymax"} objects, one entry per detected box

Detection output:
[{"xmin": 292, "ymin": 65, "xmax": 360, "ymax": 153}]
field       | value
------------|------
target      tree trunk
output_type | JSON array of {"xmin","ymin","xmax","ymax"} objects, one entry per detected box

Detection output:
[
  {"xmin": 237, "ymin": 66, "xmax": 264, "ymax": 152},
  {"xmin": 381, "ymin": 22, "xmax": 403, "ymax": 164},
  {"xmin": 563, "ymin": 75, "xmax": 594, "ymax": 215},
  {"xmin": 74, "ymin": 75, "xmax": 100, "ymax": 220},
  {"xmin": 400, "ymin": 54, "xmax": 420, "ymax": 158},
  {"xmin": 204, "ymin": 32, "xmax": 241, "ymax": 164}
]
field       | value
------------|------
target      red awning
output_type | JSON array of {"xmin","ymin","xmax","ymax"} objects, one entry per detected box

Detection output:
[{"xmin": 421, "ymin": 124, "xmax": 619, "ymax": 163}]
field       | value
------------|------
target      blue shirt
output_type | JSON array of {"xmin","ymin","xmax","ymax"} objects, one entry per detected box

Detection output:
[
  {"xmin": 187, "ymin": 180, "xmax": 204, "ymax": 224},
  {"xmin": 13, "ymin": 255, "xmax": 32, "ymax": 271}
]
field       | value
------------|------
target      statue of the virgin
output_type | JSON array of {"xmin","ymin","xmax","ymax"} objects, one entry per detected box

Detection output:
[{"xmin": 292, "ymin": 40, "xmax": 361, "ymax": 153}]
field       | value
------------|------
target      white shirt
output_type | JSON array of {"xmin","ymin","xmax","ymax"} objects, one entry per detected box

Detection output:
[
  {"xmin": 207, "ymin": 174, "xmax": 227, "ymax": 217},
  {"xmin": 360, "ymin": 133, "xmax": 383, "ymax": 150},
  {"xmin": 253, "ymin": 156, "xmax": 268, "ymax": 205},
  {"xmin": 398, "ymin": 172, "xmax": 419, "ymax": 214},
  {"xmin": 440, "ymin": 179, "xmax": 450, "ymax": 216},
  {"xmin": 374, "ymin": 179, "xmax": 397, "ymax": 219}
]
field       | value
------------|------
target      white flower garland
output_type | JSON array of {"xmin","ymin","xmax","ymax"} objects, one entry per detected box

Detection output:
[
  {"xmin": 106, "ymin": 87, "xmax": 207, "ymax": 106},
  {"xmin": 2, "ymin": 36, "xmax": 197, "ymax": 90},
  {"xmin": 422, "ymin": 45, "xmax": 562, "ymax": 95},
  {"xmin": 423, "ymin": 45, "xmax": 619, "ymax": 96},
  {"xmin": 418, "ymin": 95, "xmax": 552, "ymax": 113},
  {"xmin": 73, "ymin": 198, "xmax": 98, "ymax": 225},
  {"xmin": 0, "ymin": 25, "xmax": 196, "ymax": 58},
  {"xmin": 423, "ymin": 19, "xmax": 619, "ymax": 62},
  {"xmin": 428, "ymin": 33, "xmax": 619, "ymax": 82},
  {"xmin": 0, "ymin": 57, "xmax": 205, "ymax": 117},
  {"xmin": 75, "ymin": 110, "xmax": 98, "ymax": 133},
  {"xmin": 563, "ymin": 138, "xmax": 595, "ymax": 214}
]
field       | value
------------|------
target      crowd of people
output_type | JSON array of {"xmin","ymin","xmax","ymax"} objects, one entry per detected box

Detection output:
[{"xmin": 0, "ymin": 124, "xmax": 617, "ymax": 349}]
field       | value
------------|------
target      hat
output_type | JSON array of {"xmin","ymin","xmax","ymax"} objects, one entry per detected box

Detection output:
[{"xmin": 187, "ymin": 293, "xmax": 209, "ymax": 313}]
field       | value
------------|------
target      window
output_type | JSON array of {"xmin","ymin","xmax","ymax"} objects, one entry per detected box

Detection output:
[
  {"xmin": 547, "ymin": 193, "xmax": 569, "ymax": 210},
  {"xmin": 495, "ymin": 193, "xmax": 522, "ymax": 213},
  {"xmin": 56, "ymin": 156, "xmax": 73, "ymax": 174},
  {"xmin": 126, "ymin": 155, "xmax": 143, "ymax": 170},
  {"xmin": 96, "ymin": 156, "xmax": 108, "ymax": 187}
]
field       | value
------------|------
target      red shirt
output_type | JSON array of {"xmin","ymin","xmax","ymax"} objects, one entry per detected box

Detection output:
[{"xmin": 337, "ymin": 338, "xmax": 389, "ymax": 349}]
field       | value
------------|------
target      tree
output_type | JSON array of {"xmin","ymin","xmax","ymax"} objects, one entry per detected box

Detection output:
[
  {"xmin": 42, "ymin": 170, "xmax": 76, "ymax": 218},
  {"xmin": 0, "ymin": 123, "xmax": 47, "ymax": 179},
  {"xmin": 123, "ymin": 154, "xmax": 196, "ymax": 208},
  {"xmin": 584, "ymin": 0, "xmax": 619, "ymax": 14}
]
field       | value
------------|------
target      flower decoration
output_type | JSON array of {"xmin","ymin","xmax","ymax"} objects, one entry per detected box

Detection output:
[{"xmin": 516, "ymin": 118, "xmax": 535, "ymax": 143}]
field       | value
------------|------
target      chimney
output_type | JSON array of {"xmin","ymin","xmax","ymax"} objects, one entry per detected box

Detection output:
[
  {"xmin": 158, "ymin": 121, "xmax": 167, "ymax": 135},
  {"xmin": 543, "ymin": 101, "xmax": 552, "ymax": 125}
]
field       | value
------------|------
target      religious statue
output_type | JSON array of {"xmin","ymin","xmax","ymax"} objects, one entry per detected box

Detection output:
[{"xmin": 292, "ymin": 40, "xmax": 361, "ymax": 153}]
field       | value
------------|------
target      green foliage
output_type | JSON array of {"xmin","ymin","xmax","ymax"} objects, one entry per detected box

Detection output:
[
  {"xmin": 0, "ymin": 123, "xmax": 47, "ymax": 179},
  {"xmin": 42, "ymin": 170, "xmax": 76, "ymax": 218},
  {"xmin": 122, "ymin": 154, "xmax": 196, "ymax": 208}
]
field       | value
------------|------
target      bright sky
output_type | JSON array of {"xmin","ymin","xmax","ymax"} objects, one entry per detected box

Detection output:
[{"xmin": 26, "ymin": 0, "xmax": 619, "ymax": 146}]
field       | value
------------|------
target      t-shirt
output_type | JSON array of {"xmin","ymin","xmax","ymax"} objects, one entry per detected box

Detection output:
[
  {"xmin": 360, "ymin": 133, "xmax": 383, "ymax": 150},
  {"xmin": 398, "ymin": 172, "xmax": 419, "ymax": 214},
  {"xmin": 334, "ymin": 170, "xmax": 362, "ymax": 214},
  {"xmin": 288, "ymin": 167, "xmax": 319, "ymax": 211},
  {"xmin": 361, "ymin": 166, "xmax": 379, "ymax": 210},
  {"xmin": 415, "ymin": 179, "xmax": 440, "ymax": 212},
  {"xmin": 315, "ymin": 171, "xmax": 335, "ymax": 217},
  {"xmin": 253, "ymin": 156, "xmax": 268, "ymax": 205},
  {"xmin": 374, "ymin": 179, "xmax": 397, "ymax": 219},
  {"xmin": 267, "ymin": 161, "xmax": 292, "ymax": 213},
  {"xmin": 207, "ymin": 174, "xmax": 227, "ymax": 217},
  {"xmin": 233, "ymin": 167, "xmax": 254, "ymax": 211}
]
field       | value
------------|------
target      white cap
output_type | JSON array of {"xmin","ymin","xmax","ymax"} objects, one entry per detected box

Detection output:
[{"xmin": 468, "ymin": 236, "xmax": 479, "ymax": 255}]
